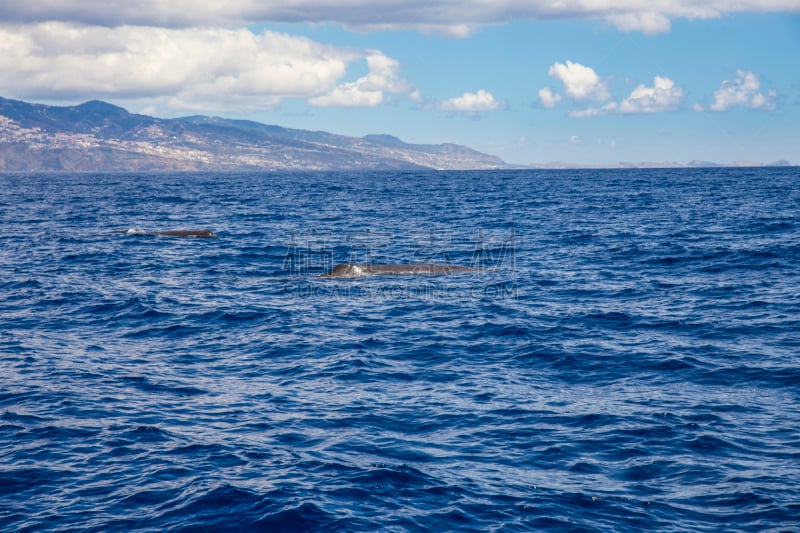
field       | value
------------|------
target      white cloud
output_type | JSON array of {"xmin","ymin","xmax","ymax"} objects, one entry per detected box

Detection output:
[
  {"xmin": 707, "ymin": 70, "xmax": 777, "ymax": 112},
  {"xmin": 310, "ymin": 52, "xmax": 415, "ymax": 107},
  {"xmin": 538, "ymin": 87, "xmax": 562, "ymax": 108},
  {"xmin": 617, "ymin": 76, "xmax": 684, "ymax": 114},
  {"xmin": 438, "ymin": 89, "xmax": 503, "ymax": 112},
  {"xmin": 307, "ymin": 84, "xmax": 383, "ymax": 108},
  {"xmin": 604, "ymin": 12, "xmax": 672, "ymax": 35},
  {"xmin": 351, "ymin": 22, "xmax": 475, "ymax": 39},
  {"xmin": 547, "ymin": 60, "xmax": 610, "ymax": 103},
  {"xmin": 0, "ymin": 23, "xmax": 414, "ymax": 110},
  {"xmin": 1, "ymin": 1, "xmax": 798, "ymax": 35},
  {"xmin": 568, "ymin": 103, "xmax": 618, "ymax": 118},
  {"xmin": 549, "ymin": 74, "xmax": 684, "ymax": 117}
]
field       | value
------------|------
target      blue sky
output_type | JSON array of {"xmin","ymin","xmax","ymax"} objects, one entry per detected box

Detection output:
[{"xmin": 0, "ymin": 2, "xmax": 798, "ymax": 165}]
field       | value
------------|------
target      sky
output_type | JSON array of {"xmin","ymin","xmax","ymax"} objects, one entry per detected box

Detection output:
[{"xmin": 0, "ymin": 1, "xmax": 799, "ymax": 165}]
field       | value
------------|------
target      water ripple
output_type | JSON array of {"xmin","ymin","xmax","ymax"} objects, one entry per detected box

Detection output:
[{"xmin": 1, "ymin": 168, "xmax": 799, "ymax": 531}]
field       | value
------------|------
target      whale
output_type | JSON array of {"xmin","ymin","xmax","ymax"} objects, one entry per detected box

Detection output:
[
  {"xmin": 152, "ymin": 229, "xmax": 217, "ymax": 238},
  {"xmin": 320, "ymin": 263, "xmax": 480, "ymax": 278},
  {"xmin": 125, "ymin": 228, "xmax": 217, "ymax": 238}
]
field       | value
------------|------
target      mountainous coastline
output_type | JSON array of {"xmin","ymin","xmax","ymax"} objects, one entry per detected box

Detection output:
[
  {"xmin": 0, "ymin": 97, "xmax": 508, "ymax": 171},
  {"xmin": 1, "ymin": 97, "xmax": 792, "ymax": 172}
]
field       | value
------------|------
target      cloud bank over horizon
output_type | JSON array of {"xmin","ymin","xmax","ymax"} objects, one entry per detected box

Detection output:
[
  {"xmin": 0, "ymin": 20, "xmax": 506, "ymax": 115},
  {"xmin": 0, "ymin": 23, "xmax": 421, "ymax": 111}
]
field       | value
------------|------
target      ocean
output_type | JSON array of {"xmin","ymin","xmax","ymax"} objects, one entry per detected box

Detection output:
[{"xmin": 1, "ymin": 168, "xmax": 798, "ymax": 531}]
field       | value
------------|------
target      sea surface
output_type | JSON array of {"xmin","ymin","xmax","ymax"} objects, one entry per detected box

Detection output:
[{"xmin": 1, "ymin": 168, "xmax": 799, "ymax": 532}]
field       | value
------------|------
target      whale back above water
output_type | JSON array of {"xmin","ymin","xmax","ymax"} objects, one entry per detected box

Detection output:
[
  {"xmin": 125, "ymin": 228, "xmax": 217, "ymax": 238},
  {"xmin": 153, "ymin": 229, "xmax": 217, "ymax": 238},
  {"xmin": 320, "ymin": 263, "xmax": 480, "ymax": 278}
]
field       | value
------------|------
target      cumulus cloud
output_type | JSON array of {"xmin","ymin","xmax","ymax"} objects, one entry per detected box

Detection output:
[
  {"xmin": 0, "ymin": 23, "xmax": 414, "ymax": 109},
  {"xmin": 438, "ymin": 89, "xmax": 504, "ymax": 112},
  {"xmin": 546, "ymin": 60, "xmax": 611, "ymax": 103},
  {"xmin": 309, "ymin": 52, "xmax": 415, "ymax": 107},
  {"xmin": 1, "ymin": 1, "xmax": 798, "ymax": 35},
  {"xmin": 568, "ymin": 103, "xmax": 618, "ymax": 118},
  {"xmin": 540, "ymin": 68, "xmax": 685, "ymax": 117},
  {"xmin": 617, "ymin": 76, "xmax": 684, "ymax": 114},
  {"xmin": 705, "ymin": 70, "xmax": 777, "ymax": 112},
  {"xmin": 538, "ymin": 87, "xmax": 562, "ymax": 108}
]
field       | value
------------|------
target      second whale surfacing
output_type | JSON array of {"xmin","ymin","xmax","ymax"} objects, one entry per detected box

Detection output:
[
  {"xmin": 152, "ymin": 229, "xmax": 217, "ymax": 238},
  {"xmin": 125, "ymin": 228, "xmax": 217, "ymax": 238},
  {"xmin": 320, "ymin": 263, "xmax": 481, "ymax": 278}
]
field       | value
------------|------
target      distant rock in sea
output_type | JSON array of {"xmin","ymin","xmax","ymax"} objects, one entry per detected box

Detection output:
[
  {"xmin": 526, "ymin": 159, "xmax": 793, "ymax": 170},
  {"xmin": 686, "ymin": 160, "xmax": 722, "ymax": 168}
]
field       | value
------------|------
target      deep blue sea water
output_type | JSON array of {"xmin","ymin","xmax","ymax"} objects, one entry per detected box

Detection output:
[{"xmin": 1, "ymin": 168, "xmax": 799, "ymax": 532}]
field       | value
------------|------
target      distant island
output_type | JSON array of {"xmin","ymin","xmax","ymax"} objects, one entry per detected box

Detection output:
[
  {"xmin": 529, "ymin": 159, "xmax": 793, "ymax": 170},
  {"xmin": 0, "ymin": 96, "xmax": 508, "ymax": 171}
]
